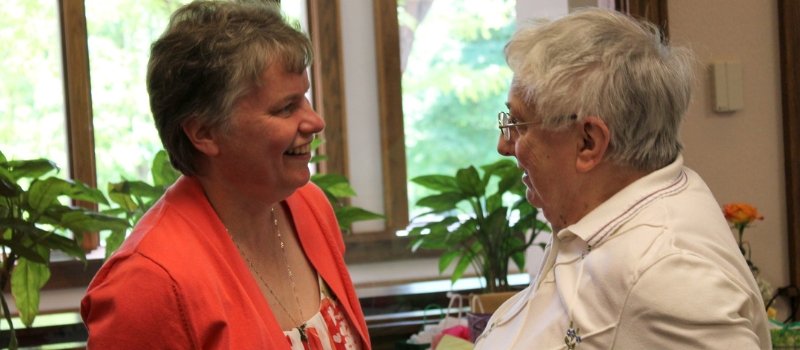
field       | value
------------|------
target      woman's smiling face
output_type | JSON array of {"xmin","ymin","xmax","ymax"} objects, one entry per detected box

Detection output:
[{"xmin": 211, "ymin": 62, "xmax": 324, "ymax": 200}]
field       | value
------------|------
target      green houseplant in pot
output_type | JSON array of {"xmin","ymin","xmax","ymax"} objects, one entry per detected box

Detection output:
[
  {"xmin": 0, "ymin": 150, "xmax": 127, "ymax": 349},
  {"xmin": 407, "ymin": 158, "xmax": 550, "ymax": 293}
]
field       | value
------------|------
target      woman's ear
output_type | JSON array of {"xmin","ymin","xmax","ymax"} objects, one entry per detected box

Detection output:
[
  {"xmin": 576, "ymin": 116, "xmax": 610, "ymax": 173},
  {"xmin": 182, "ymin": 118, "xmax": 219, "ymax": 157}
]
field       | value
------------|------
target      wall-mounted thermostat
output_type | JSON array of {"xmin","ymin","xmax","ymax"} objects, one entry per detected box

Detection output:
[{"xmin": 711, "ymin": 61, "xmax": 744, "ymax": 113}]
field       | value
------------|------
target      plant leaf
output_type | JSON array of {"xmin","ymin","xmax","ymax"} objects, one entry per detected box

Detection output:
[
  {"xmin": 450, "ymin": 250, "xmax": 475, "ymax": 283},
  {"xmin": 438, "ymin": 250, "xmax": 461, "ymax": 274},
  {"xmin": 27, "ymin": 178, "xmax": 71, "ymax": 215},
  {"xmin": 67, "ymin": 180, "xmax": 109, "ymax": 205},
  {"xmin": 11, "ymin": 251, "xmax": 51, "ymax": 327},
  {"xmin": 310, "ymin": 154, "xmax": 328, "ymax": 163},
  {"xmin": 411, "ymin": 175, "xmax": 459, "ymax": 192},
  {"xmin": 333, "ymin": 206, "xmax": 383, "ymax": 230},
  {"xmin": 455, "ymin": 166, "xmax": 483, "ymax": 197},
  {"xmin": 311, "ymin": 174, "xmax": 358, "ymax": 199},
  {"xmin": 38, "ymin": 233, "xmax": 85, "ymax": 261},
  {"xmin": 0, "ymin": 167, "xmax": 22, "ymax": 197},
  {"xmin": 0, "ymin": 238, "xmax": 48, "ymax": 264},
  {"xmin": 5, "ymin": 159, "xmax": 58, "ymax": 180},
  {"xmin": 151, "ymin": 150, "xmax": 180, "ymax": 187},
  {"xmin": 60, "ymin": 211, "xmax": 130, "ymax": 233},
  {"xmin": 111, "ymin": 180, "xmax": 163, "ymax": 199},
  {"xmin": 104, "ymin": 229, "xmax": 127, "ymax": 259},
  {"xmin": 416, "ymin": 192, "xmax": 465, "ymax": 212}
]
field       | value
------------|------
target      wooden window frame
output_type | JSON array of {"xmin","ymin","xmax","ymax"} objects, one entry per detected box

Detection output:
[{"xmin": 778, "ymin": 0, "xmax": 800, "ymax": 286}]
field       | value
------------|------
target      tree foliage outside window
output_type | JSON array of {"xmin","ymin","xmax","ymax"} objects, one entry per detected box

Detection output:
[
  {"xmin": 399, "ymin": 0, "xmax": 516, "ymax": 217},
  {"xmin": 0, "ymin": 1, "xmax": 68, "ymax": 172},
  {"xmin": 86, "ymin": 0, "xmax": 191, "ymax": 192}
]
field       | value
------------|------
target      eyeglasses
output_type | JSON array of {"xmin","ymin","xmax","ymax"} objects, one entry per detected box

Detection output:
[{"xmin": 497, "ymin": 111, "xmax": 541, "ymax": 141}]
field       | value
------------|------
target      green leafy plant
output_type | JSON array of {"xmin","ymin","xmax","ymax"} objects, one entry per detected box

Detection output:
[
  {"xmin": 407, "ymin": 159, "xmax": 550, "ymax": 293},
  {"xmin": 0, "ymin": 150, "xmax": 127, "ymax": 349},
  {"xmin": 101, "ymin": 150, "xmax": 179, "ymax": 258},
  {"xmin": 309, "ymin": 138, "xmax": 383, "ymax": 233}
]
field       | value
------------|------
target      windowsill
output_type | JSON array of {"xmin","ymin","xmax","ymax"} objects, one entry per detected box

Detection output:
[{"xmin": 15, "ymin": 257, "xmax": 531, "ymax": 316}]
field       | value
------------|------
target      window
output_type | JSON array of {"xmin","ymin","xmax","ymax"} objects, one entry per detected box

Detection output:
[
  {"xmin": 86, "ymin": 0, "xmax": 191, "ymax": 192},
  {"xmin": 1, "ymin": 0, "xmax": 68, "ymax": 176}
]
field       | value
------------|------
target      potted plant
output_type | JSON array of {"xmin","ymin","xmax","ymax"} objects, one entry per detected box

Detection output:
[
  {"xmin": 407, "ymin": 158, "xmax": 550, "ymax": 293},
  {"xmin": 0, "ymin": 150, "xmax": 127, "ymax": 349}
]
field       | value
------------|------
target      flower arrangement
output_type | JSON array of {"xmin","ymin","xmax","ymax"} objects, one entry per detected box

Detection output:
[
  {"xmin": 722, "ymin": 202, "xmax": 772, "ymax": 307},
  {"xmin": 723, "ymin": 202, "xmax": 764, "ymax": 270}
]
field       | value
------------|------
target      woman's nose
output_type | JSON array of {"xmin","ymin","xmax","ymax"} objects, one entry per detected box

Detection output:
[{"xmin": 301, "ymin": 102, "xmax": 325, "ymax": 134}]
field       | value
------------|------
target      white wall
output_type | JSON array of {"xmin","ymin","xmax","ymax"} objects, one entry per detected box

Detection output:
[
  {"xmin": 339, "ymin": 0, "xmax": 386, "ymax": 232},
  {"xmin": 669, "ymin": 0, "xmax": 788, "ymax": 288}
]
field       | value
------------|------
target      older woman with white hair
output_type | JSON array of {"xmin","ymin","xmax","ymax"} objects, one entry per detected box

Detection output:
[{"xmin": 476, "ymin": 8, "xmax": 771, "ymax": 349}]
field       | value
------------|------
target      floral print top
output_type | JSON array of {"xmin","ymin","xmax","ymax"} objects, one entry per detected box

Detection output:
[{"xmin": 284, "ymin": 279, "xmax": 362, "ymax": 350}]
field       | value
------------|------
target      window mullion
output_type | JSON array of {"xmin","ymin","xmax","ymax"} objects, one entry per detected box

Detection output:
[{"xmin": 59, "ymin": 0, "xmax": 99, "ymax": 250}]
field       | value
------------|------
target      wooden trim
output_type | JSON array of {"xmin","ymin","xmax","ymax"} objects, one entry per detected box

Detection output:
[
  {"xmin": 344, "ymin": 231, "xmax": 438, "ymax": 264},
  {"xmin": 616, "ymin": 0, "xmax": 669, "ymax": 38},
  {"xmin": 372, "ymin": 0, "xmax": 409, "ymax": 231},
  {"xmin": 307, "ymin": 0, "xmax": 349, "ymax": 177},
  {"xmin": 59, "ymin": 0, "xmax": 99, "ymax": 250},
  {"xmin": 778, "ymin": 0, "xmax": 800, "ymax": 286}
]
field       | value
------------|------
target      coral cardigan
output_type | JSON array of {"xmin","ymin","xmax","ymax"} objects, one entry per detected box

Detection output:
[{"xmin": 81, "ymin": 176, "xmax": 371, "ymax": 349}]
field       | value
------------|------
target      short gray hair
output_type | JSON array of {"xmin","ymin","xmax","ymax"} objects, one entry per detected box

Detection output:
[
  {"xmin": 505, "ymin": 8, "xmax": 695, "ymax": 171},
  {"xmin": 147, "ymin": 0, "xmax": 312, "ymax": 175}
]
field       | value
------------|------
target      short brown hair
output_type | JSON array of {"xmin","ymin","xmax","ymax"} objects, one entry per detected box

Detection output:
[{"xmin": 147, "ymin": 0, "xmax": 312, "ymax": 175}]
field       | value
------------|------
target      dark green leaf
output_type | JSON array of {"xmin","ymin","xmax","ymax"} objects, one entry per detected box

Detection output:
[
  {"xmin": 416, "ymin": 192, "xmax": 465, "ymax": 212},
  {"xmin": 11, "ymin": 251, "xmax": 51, "ymax": 327},
  {"xmin": 450, "ymin": 251, "xmax": 475, "ymax": 283},
  {"xmin": 104, "ymin": 230, "xmax": 127, "ymax": 259},
  {"xmin": 411, "ymin": 175, "xmax": 459, "ymax": 192},
  {"xmin": 107, "ymin": 186, "xmax": 138, "ymax": 212},
  {"xmin": 455, "ymin": 166, "xmax": 483, "ymax": 197},
  {"xmin": 39, "ymin": 233, "xmax": 85, "ymax": 261},
  {"xmin": 27, "ymin": 178, "xmax": 72, "ymax": 214},
  {"xmin": 485, "ymin": 192, "xmax": 502, "ymax": 214},
  {"xmin": 480, "ymin": 158, "xmax": 517, "ymax": 177},
  {"xmin": 67, "ymin": 180, "xmax": 109, "ymax": 205},
  {"xmin": 334, "ymin": 206, "xmax": 383, "ymax": 229},
  {"xmin": 111, "ymin": 180, "xmax": 163, "ymax": 199},
  {"xmin": 511, "ymin": 249, "xmax": 526, "ymax": 272},
  {"xmin": 0, "ymin": 238, "xmax": 48, "ymax": 264},
  {"xmin": 0, "ymin": 167, "xmax": 21, "ymax": 197},
  {"xmin": 438, "ymin": 250, "xmax": 461, "ymax": 274},
  {"xmin": 60, "ymin": 211, "xmax": 130, "ymax": 233},
  {"xmin": 6, "ymin": 159, "xmax": 58, "ymax": 180}
]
